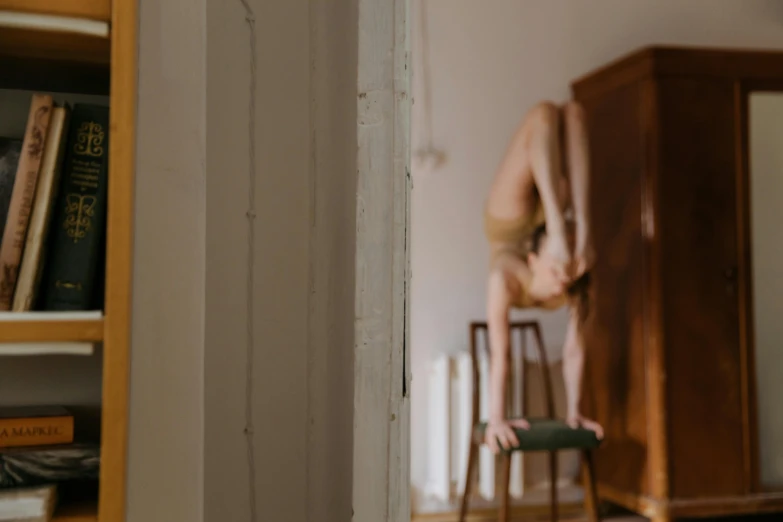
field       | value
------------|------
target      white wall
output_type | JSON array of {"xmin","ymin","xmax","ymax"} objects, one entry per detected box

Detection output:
[
  {"xmin": 410, "ymin": 0, "xmax": 783, "ymax": 503},
  {"xmin": 130, "ymin": 0, "xmax": 357, "ymax": 521}
]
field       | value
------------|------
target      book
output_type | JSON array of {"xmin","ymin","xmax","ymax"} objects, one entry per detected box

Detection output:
[
  {"xmin": 0, "ymin": 443, "xmax": 99, "ymax": 489},
  {"xmin": 0, "ymin": 139, "xmax": 22, "ymax": 246},
  {"xmin": 41, "ymin": 104, "xmax": 109, "ymax": 311},
  {"xmin": 0, "ymin": 407, "xmax": 74, "ymax": 449},
  {"xmin": 0, "ymin": 484, "xmax": 57, "ymax": 521},
  {"xmin": 13, "ymin": 105, "xmax": 71, "ymax": 312},
  {"xmin": 0, "ymin": 94, "xmax": 54, "ymax": 310}
]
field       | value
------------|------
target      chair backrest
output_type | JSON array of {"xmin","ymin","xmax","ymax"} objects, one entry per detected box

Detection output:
[{"xmin": 468, "ymin": 321, "xmax": 555, "ymax": 427}]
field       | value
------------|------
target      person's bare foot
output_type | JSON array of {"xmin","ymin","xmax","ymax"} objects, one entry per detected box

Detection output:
[
  {"xmin": 574, "ymin": 236, "xmax": 595, "ymax": 277},
  {"xmin": 566, "ymin": 413, "xmax": 604, "ymax": 440},
  {"xmin": 573, "ymin": 219, "xmax": 595, "ymax": 277},
  {"xmin": 541, "ymin": 230, "xmax": 572, "ymax": 282}
]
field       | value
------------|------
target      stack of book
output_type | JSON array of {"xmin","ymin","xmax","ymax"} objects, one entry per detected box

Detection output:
[
  {"xmin": 0, "ymin": 93, "xmax": 109, "ymax": 314},
  {"xmin": 0, "ymin": 406, "xmax": 99, "ymax": 521}
]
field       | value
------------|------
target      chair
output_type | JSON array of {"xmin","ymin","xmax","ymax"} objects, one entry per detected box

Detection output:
[{"xmin": 458, "ymin": 321, "xmax": 601, "ymax": 522}]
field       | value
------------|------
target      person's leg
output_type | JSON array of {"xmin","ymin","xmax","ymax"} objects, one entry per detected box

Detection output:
[
  {"xmin": 525, "ymin": 102, "xmax": 571, "ymax": 278},
  {"xmin": 484, "ymin": 117, "xmax": 540, "ymax": 224},
  {"xmin": 563, "ymin": 101, "xmax": 594, "ymax": 276},
  {"xmin": 484, "ymin": 104, "xmax": 555, "ymax": 254}
]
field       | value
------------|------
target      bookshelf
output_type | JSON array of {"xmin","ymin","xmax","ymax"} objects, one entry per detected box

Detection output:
[{"xmin": 0, "ymin": 0, "xmax": 136, "ymax": 520}]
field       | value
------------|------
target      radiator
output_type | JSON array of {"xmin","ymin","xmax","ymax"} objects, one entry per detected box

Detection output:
[{"xmin": 424, "ymin": 340, "xmax": 529, "ymax": 504}]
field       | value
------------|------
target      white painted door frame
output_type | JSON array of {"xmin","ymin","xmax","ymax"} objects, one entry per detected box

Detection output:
[{"xmin": 353, "ymin": 0, "xmax": 411, "ymax": 520}]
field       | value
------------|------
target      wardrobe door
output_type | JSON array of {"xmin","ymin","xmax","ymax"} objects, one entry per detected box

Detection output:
[
  {"xmin": 657, "ymin": 77, "xmax": 745, "ymax": 498},
  {"xmin": 578, "ymin": 81, "xmax": 650, "ymax": 499}
]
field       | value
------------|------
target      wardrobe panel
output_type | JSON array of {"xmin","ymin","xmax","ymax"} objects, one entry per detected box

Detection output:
[
  {"xmin": 581, "ymin": 81, "xmax": 650, "ymax": 498},
  {"xmin": 658, "ymin": 77, "xmax": 744, "ymax": 498}
]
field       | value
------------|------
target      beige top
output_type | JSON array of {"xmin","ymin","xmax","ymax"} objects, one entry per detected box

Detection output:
[{"xmin": 484, "ymin": 202, "xmax": 567, "ymax": 310}]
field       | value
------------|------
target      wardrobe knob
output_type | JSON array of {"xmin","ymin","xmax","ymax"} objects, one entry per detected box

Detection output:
[{"xmin": 724, "ymin": 267, "xmax": 737, "ymax": 296}]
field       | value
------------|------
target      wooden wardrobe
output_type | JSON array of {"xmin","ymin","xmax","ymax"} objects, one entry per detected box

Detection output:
[{"xmin": 572, "ymin": 46, "xmax": 783, "ymax": 522}]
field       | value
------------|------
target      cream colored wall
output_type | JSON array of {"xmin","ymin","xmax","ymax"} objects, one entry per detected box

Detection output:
[
  {"xmin": 410, "ymin": 0, "xmax": 783, "ymax": 503},
  {"xmin": 204, "ymin": 0, "xmax": 310, "ymax": 519},
  {"xmin": 130, "ymin": 0, "xmax": 357, "ymax": 520}
]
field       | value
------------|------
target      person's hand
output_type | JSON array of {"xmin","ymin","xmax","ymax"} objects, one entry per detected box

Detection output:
[
  {"xmin": 528, "ymin": 263, "xmax": 566, "ymax": 302},
  {"xmin": 566, "ymin": 413, "xmax": 604, "ymax": 440},
  {"xmin": 485, "ymin": 418, "xmax": 530, "ymax": 454}
]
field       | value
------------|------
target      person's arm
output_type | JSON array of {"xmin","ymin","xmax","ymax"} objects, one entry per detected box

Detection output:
[
  {"xmin": 562, "ymin": 306, "xmax": 584, "ymax": 422},
  {"xmin": 562, "ymin": 303, "xmax": 603, "ymax": 438},
  {"xmin": 487, "ymin": 269, "xmax": 512, "ymax": 423},
  {"xmin": 485, "ymin": 268, "xmax": 530, "ymax": 453}
]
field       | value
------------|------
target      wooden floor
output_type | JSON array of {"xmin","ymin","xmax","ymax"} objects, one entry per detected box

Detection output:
[
  {"xmin": 413, "ymin": 485, "xmax": 783, "ymax": 522},
  {"xmin": 552, "ymin": 515, "xmax": 649, "ymax": 522},
  {"xmin": 413, "ymin": 514, "xmax": 644, "ymax": 522},
  {"xmin": 413, "ymin": 513, "xmax": 783, "ymax": 522},
  {"xmin": 412, "ymin": 503, "xmax": 644, "ymax": 522},
  {"xmin": 411, "ymin": 513, "xmax": 649, "ymax": 522},
  {"xmin": 563, "ymin": 515, "xmax": 643, "ymax": 521},
  {"xmin": 413, "ymin": 506, "xmax": 783, "ymax": 522}
]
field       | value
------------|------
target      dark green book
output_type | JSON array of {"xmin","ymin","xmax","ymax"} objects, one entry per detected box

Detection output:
[{"xmin": 41, "ymin": 104, "xmax": 109, "ymax": 311}]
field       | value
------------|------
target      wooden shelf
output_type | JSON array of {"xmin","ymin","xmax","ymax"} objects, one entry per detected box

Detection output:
[
  {"xmin": 0, "ymin": 0, "xmax": 110, "ymax": 22},
  {"xmin": 53, "ymin": 501, "xmax": 98, "ymax": 522},
  {"xmin": 0, "ymin": 312, "xmax": 103, "ymax": 343},
  {"xmin": 0, "ymin": 9, "xmax": 111, "ymax": 64},
  {"xmin": 0, "ymin": 26, "xmax": 110, "ymax": 64}
]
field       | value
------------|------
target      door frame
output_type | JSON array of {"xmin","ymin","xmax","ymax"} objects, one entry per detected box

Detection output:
[{"xmin": 353, "ymin": 0, "xmax": 411, "ymax": 520}]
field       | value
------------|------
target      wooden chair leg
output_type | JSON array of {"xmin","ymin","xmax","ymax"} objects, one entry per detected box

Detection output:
[
  {"xmin": 581, "ymin": 450, "xmax": 600, "ymax": 522},
  {"xmin": 549, "ymin": 450, "xmax": 558, "ymax": 522},
  {"xmin": 499, "ymin": 452, "xmax": 512, "ymax": 522},
  {"xmin": 458, "ymin": 439, "xmax": 478, "ymax": 522}
]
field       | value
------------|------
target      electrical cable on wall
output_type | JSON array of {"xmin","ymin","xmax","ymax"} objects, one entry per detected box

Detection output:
[
  {"xmin": 413, "ymin": 0, "xmax": 446, "ymax": 173},
  {"xmin": 238, "ymin": 0, "xmax": 259, "ymax": 520}
]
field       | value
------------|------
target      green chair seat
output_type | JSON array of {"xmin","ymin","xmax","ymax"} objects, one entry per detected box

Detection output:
[{"xmin": 475, "ymin": 417, "xmax": 603, "ymax": 453}]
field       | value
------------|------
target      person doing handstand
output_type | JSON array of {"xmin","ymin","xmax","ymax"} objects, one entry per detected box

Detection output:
[{"xmin": 483, "ymin": 100, "xmax": 603, "ymax": 454}]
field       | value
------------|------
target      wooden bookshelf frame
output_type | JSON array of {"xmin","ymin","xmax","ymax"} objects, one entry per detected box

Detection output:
[
  {"xmin": 0, "ymin": 0, "xmax": 137, "ymax": 520},
  {"xmin": 98, "ymin": 0, "xmax": 136, "ymax": 519},
  {"xmin": 0, "ymin": 316, "xmax": 103, "ymax": 342}
]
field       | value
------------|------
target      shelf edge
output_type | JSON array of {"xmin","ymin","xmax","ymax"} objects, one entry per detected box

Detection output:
[
  {"xmin": 0, "ymin": 342, "xmax": 94, "ymax": 356},
  {"xmin": 0, "ymin": 318, "xmax": 104, "ymax": 343},
  {"xmin": 0, "ymin": 10, "xmax": 109, "ymax": 38},
  {"xmin": 0, "ymin": 311, "xmax": 103, "ymax": 322}
]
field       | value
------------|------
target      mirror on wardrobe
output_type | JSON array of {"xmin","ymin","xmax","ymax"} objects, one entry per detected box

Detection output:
[{"xmin": 749, "ymin": 91, "xmax": 783, "ymax": 491}]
